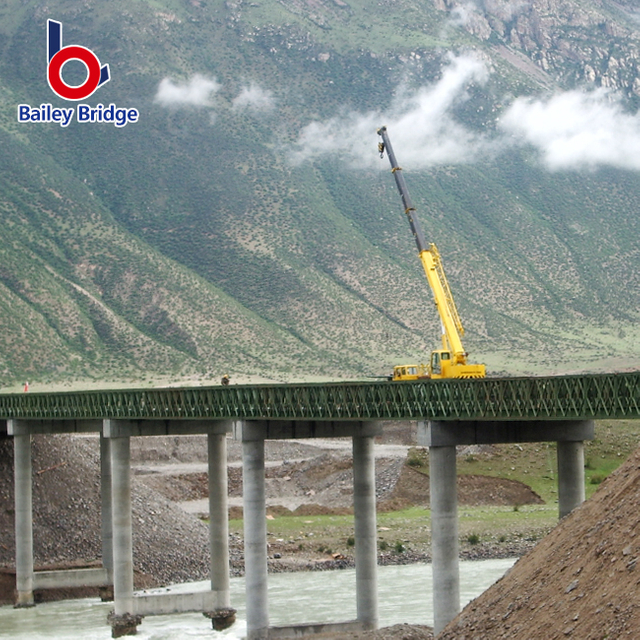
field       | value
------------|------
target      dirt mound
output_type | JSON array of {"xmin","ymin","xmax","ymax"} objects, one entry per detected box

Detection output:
[
  {"xmin": 388, "ymin": 465, "xmax": 544, "ymax": 507},
  {"xmin": 439, "ymin": 446, "xmax": 640, "ymax": 640},
  {"xmin": 139, "ymin": 471, "xmax": 209, "ymax": 502}
]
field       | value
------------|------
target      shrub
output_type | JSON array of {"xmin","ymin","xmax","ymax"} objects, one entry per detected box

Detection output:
[{"xmin": 407, "ymin": 447, "xmax": 427, "ymax": 468}]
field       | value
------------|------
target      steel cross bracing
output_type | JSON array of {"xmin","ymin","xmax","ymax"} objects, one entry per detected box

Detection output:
[{"xmin": 0, "ymin": 372, "xmax": 638, "ymax": 422}]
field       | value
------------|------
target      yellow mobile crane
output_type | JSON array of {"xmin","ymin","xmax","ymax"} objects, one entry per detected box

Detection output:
[{"xmin": 377, "ymin": 126, "xmax": 486, "ymax": 380}]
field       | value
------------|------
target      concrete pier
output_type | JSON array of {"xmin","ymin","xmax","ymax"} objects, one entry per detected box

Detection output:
[
  {"xmin": 419, "ymin": 419, "xmax": 594, "ymax": 635},
  {"xmin": 12, "ymin": 425, "xmax": 34, "ymax": 608},
  {"xmin": 207, "ymin": 432, "xmax": 236, "ymax": 629},
  {"xmin": 100, "ymin": 419, "xmax": 235, "ymax": 635},
  {"xmin": 100, "ymin": 434, "xmax": 114, "ymax": 600},
  {"xmin": 352, "ymin": 435, "xmax": 378, "ymax": 629},
  {"xmin": 557, "ymin": 440, "xmax": 586, "ymax": 519},
  {"xmin": 234, "ymin": 420, "xmax": 383, "ymax": 638},
  {"xmin": 429, "ymin": 445, "xmax": 459, "ymax": 636},
  {"xmin": 108, "ymin": 433, "xmax": 141, "ymax": 637},
  {"xmin": 242, "ymin": 435, "xmax": 269, "ymax": 640}
]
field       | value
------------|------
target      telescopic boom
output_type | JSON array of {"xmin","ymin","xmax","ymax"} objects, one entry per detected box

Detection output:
[{"xmin": 377, "ymin": 126, "xmax": 485, "ymax": 379}]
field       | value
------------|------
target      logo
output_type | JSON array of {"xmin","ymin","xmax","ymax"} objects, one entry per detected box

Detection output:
[
  {"xmin": 47, "ymin": 20, "xmax": 110, "ymax": 101},
  {"xmin": 17, "ymin": 20, "xmax": 138, "ymax": 128}
]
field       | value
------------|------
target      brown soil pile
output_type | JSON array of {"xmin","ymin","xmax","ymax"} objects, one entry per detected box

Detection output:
[
  {"xmin": 384, "ymin": 464, "xmax": 544, "ymax": 509},
  {"xmin": 439, "ymin": 446, "xmax": 640, "ymax": 640}
]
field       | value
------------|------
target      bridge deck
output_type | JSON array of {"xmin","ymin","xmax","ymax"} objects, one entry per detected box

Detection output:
[{"xmin": 0, "ymin": 372, "xmax": 638, "ymax": 422}]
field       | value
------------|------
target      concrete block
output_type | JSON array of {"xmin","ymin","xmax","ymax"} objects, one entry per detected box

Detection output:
[
  {"xmin": 237, "ymin": 420, "xmax": 383, "ymax": 441},
  {"xmin": 133, "ymin": 590, "xmax": 222, "ymax": 616},
  {"xmin": 102, "ymin": 419, "xmax": 233, "ymax": 437},
  {"xmin": 8, "ymin": 419, "xmax": 101, "ymax": 435},
  {"xmin": 419, "ymin": 419, "xmax": 595, "ymax": 446},
  {"xmin": 33, "ymin": 567, "xmax": 110, "ymax": 590}
]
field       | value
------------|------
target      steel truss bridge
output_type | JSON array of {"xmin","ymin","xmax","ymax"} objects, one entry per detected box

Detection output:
[{"xmin": 0, "ymin": 371, "xmax": 639, "ymax": 422}]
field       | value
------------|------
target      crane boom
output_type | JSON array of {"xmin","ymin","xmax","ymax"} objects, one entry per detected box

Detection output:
[{"xmin": 377, "ymin": 126, "xmax": 485, "ymax": 379}]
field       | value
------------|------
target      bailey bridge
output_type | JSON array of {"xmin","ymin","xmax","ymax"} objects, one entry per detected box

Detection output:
[{"xmin": 1, "ymin": 371, "xmax": 639, "ymax": 638}]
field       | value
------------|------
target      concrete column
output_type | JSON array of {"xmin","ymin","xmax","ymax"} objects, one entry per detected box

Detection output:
[
  {"xmin": 13, "ymin": 428, "xmax": 34, "ymax": 608},
  {"xmin": 430, "ymin": 445, "xmax": 459, "ymax": 635},
  {"xmin": 109, "ymin": 435, "xmax": 141, "ymax": 637},
  {"xmin": 100, "ymin": 434, "xmax": 114, "ymax": 585},
  {"xmin": 207, "ymin": 433, "xmax": 236, "ymax": 630},
  {"xmin": 557, "ymin": 440, "xmax": 586, "ymax": 519},
  {"xmin": 352, "ymin": 435, "xmax": 378, "ymax": 629},
  {"xmin": 242, "ymin": 436, "xmax": 268, "ymax": 640}
]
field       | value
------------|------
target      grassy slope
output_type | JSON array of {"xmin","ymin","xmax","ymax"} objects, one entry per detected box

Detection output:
[{"xmin": 228, "ymin": 419, "xmax": 640, "ymax": 558}]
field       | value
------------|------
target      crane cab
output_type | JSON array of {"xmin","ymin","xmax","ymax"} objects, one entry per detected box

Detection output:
[
  {"xmin": 391, "ymin": 363, "xmax": 429, "ymax": 381},
  {"xmin": 429, "ymin": 350, "xmax": 450, "ymax": 378},
  {"xmin": 391, "ymin": 352, "xmax": 486, "ymax": 381},
  {"xmin": 430, "ymin": 349, "xmax": 486, "ymax": 379}
]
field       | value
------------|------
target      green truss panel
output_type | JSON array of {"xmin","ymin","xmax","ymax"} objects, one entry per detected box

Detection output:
[{"xmin": 0, "ymin": 372, "xmax": 638, "ymax": 422}]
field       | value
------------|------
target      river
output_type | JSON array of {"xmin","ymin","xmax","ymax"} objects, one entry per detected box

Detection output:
[{"xmin": 0, "ymin": 558, "xmax": 515, "ymax": 639}]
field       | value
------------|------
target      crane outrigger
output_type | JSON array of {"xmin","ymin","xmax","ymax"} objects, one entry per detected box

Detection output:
[{"xmin": 377, "ymin": 126, "xmax": 486, "ymax": 380}]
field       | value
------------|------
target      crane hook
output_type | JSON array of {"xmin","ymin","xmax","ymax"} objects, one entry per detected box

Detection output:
[{"xmin": 378, "ymin": 141, "xmax": 385, "ymax": 158}]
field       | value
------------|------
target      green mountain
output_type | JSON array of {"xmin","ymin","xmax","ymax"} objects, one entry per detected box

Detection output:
[{"xmin": 1, "ymin": 0, "xmax": 639, "ymax": 387}]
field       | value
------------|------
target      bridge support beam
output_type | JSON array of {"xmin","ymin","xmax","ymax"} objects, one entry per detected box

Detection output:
[
  {"xmin": 420, "ymin": 419, "xmax": 594, "ymax": 634},
  {"xmin": 557, "ymin": 440, "xmax": 586, "ymax": 519},
  {"xmin": 353, "ymin": 435, "xmax": 378, "ymax": 629},
  {"xmin": 100, "ymin": 434, "xmax": 114, "ymax": 600},
  {"xmin": 101, "ymin": 420, "xmax": 235, "ymax": 635},
  {"xmin": 429, "ymin": 445, "xmax": 459, "ymax": 635},
  {"xmin": 207, "ymin": 432, "xmax": 236, "ymax": 629},
  {"xmin": 236, "ymin": 420, "xmax": 382, "ymax": 638},
  {"xmin": 12, "ymin": 423, "xmax": 34, "ymax": 608},
  {"xmin": 108, "ymin": 433, "xmax": 139, "ymax": 637},
  {"xmin": 242, "ymin": 435, "xmax": 269, "ymax": 640}
]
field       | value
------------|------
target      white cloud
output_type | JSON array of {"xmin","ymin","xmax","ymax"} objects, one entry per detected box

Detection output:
[
  {"xmin": 288, "ymin": 54, "xmax": 490, "ymax": 168},
  {"xmin": 232, "ymin": 83, "xmax": 275, "ymax": 112},
  {"xmin": 499, "ymin": 89, "xmax": 640, "ymax": 170},
  {"xmin": 449, "ymin": 2, "xmax": 478, "ymax": 28},
  {"xmin": 154, "ymin": 74, "xmax": 221, "ymax": 107}
]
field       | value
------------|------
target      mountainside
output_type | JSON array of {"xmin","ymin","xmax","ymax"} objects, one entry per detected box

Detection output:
[{"xmin": 1, "ymin": 0, "xmax": 640, "ymax": 386}]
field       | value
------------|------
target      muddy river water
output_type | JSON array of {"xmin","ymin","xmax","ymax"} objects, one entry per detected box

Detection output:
[{"xmin": 0, "ymin": 558, "xmax": 515, "ymax": 639}]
